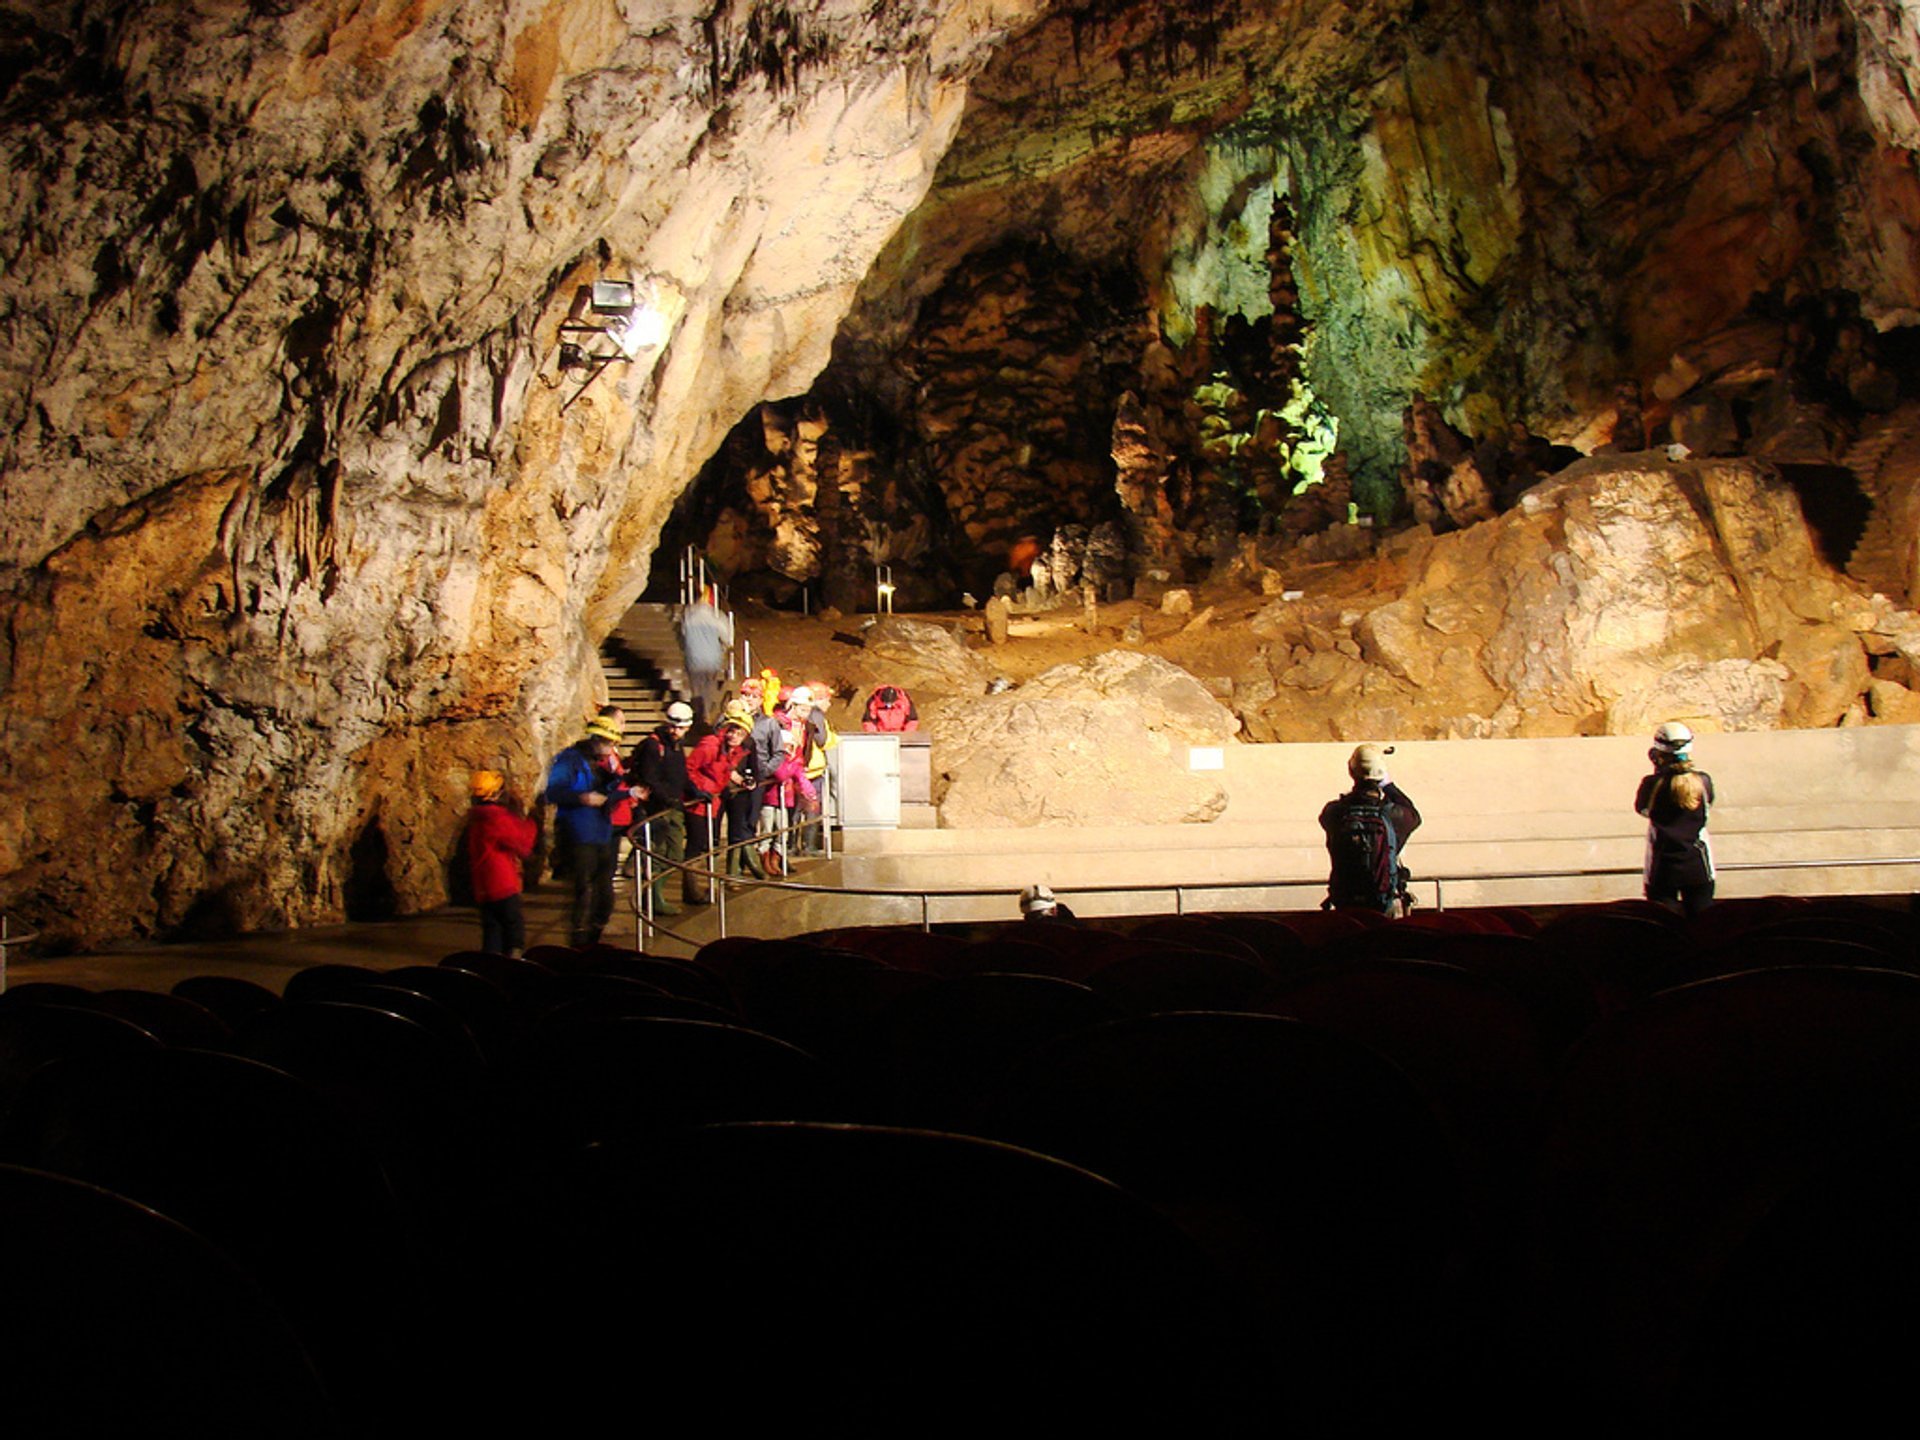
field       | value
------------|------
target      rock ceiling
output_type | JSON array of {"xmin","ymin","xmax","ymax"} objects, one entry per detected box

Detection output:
[{"xmin": 3, "ymin": 0, "xmax": 1920, "ymax": 945}]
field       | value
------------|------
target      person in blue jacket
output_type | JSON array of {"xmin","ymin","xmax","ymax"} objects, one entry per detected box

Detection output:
[{"xmin": 546, "ymin": 719, "xmax": 633, "ymax": 947}]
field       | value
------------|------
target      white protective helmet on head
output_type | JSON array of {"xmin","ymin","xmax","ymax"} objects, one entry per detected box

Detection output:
[
  {"xmin": 788, "ymin": 686, "xmax": 814, "ymax": 710},
  {"xmin": 666, "ymin": 700, "xmax": 694, "ymax": 726},
  {"xmin": 1021, "ymin": 883, "xmax": 1058, "ymax": 914},
  {"xmin": 1652, "ymin": 721, "xmax": 1693, "ymax": 754}
]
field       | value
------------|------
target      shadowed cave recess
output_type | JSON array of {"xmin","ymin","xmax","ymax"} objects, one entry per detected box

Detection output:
[{"xmin": 8, "ymin": 0, "xmax": 1920, "ymax": 946}]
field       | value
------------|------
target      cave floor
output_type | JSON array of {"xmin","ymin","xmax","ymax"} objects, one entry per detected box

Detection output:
[
  {"xmin": 2, "ymin": 858, "xmax": 830, "ymax": 996},
  {"xmin": 2, "ymin": 883, "xmax": 591, "ymax": 997}
]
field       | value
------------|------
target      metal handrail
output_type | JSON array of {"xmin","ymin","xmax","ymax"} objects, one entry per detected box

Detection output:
[
  {"xmin": 621, "ymin": 851, "xmax": 1920, "ymax": 940},
  {"xmin": 627, "ymin": 800, "xmax": 829, "ymax": 947},
  {"xmin": 1, "ymin": 915, "xmax": 40, "ymax": 993}
]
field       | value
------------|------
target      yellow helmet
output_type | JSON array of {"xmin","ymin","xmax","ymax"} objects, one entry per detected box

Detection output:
[{"xmin": 469, "ymin": 770, "xmax": 505, "ymax": 801}]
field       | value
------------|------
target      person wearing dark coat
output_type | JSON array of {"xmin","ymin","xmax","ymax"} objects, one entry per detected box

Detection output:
[
  {"xmin": 1636, "ymin": 721, "xmax": 1716, "ymax": 917},
  {"xmin": 1318, "ymin": 743, "xmax": 1421, "ymax": 915},
  {"xmin": 634, "ymin": 700, "xmax": 698, "ymax": 914}
]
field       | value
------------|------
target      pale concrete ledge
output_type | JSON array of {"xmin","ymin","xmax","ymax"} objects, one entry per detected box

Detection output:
[{"xmin": 823, "ymin": 725, "xmax": 1920, "ymax": 920}]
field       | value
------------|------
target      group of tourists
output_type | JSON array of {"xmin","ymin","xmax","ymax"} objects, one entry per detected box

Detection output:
[
  {"xmin": 539, "ymin": 675, "xmax": 847, "ymax": 945},
  {"xmin": 466, "ymin": 678, "xmax": 1718, "ymax": 953}
]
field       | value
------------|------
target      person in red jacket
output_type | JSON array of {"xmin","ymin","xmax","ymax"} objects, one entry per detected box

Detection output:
[
  {"xmin": 466, "ymin": 769, "xmax": 538, "ymax": 956},
  {"xmin": 686, "ymin": 705, "xmax": 761, "ymax": 883},
  {"xmin": 862, "ymin": 684, "xmax": 918, "ymax": 733}
]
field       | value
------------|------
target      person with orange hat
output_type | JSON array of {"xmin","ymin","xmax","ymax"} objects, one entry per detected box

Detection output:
[{"xmin": 466, "ymin": 769, "xmax": 537, "ymax": 957}]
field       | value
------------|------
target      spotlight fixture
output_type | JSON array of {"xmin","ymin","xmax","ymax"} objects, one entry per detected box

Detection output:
[
  {"xmin": 590, "ymin": 279, "xmax": 637, "ymax": 314},
  {"xmin": 556, "ymin": 273, "xmax": 684, "ymax": 409}
]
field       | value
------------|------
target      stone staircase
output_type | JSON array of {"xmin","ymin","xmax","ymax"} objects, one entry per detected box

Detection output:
[{"xmin": 601, "ymin": 602, "xmax": 689, "ymax": 750}]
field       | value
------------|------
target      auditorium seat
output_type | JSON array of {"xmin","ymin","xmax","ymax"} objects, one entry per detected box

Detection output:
[
  {"xmin": 1086, "ymin": 943, "xmax": 1286, "ymax": 1016},
  {"xmin": 438, "ymin": 950, "xmax": 556, "ymax": 1002},
  {"xmin": 64, "ymin": 988, "xmax": 232, "ymax": 1051},
  {"xmin": 873, "ymin": 972, "xmax": 1118, "ymax": 1132},
  {"xmin": 172, "ymin": 974, "xmax": 282, "ymax": 1028},
  {"xmin": 502, "ymin": 1015, "xmax": 841, "ymax": 1159},
  {"xmin": 986, "ymin": 1010, "xmax": 1463, "ymax": 1427},
  {"xmin": 0, "ymin": 1163, "xmax": 345, "ymax": 1438},
  {"xmin": 0, "ymin": 1002, "xmax": 159, "ymax": 1110},
  {"xmin": 1267, "ymin": 957, "xmax": 1552, "ymax": 1225},
  {"xmin": 1529, "ymin": 963, "xmax": 1920, "ymax": 1426},
  {"xmin": 0, "ymin": 1051, "xmax": 417, "ymax": 1430},
  {"xmin": 586, "ymin": 951, "xmax": 736, "ymax": 1008},
  {"xmin": 484, "ymin": 1122, "xmax": 1269, "ymax": 1431}
]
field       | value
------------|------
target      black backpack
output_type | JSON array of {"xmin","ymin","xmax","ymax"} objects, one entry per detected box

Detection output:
[{"xmin": 1326, "ymin": 795, "xmax": 1402, "ymax": 910}]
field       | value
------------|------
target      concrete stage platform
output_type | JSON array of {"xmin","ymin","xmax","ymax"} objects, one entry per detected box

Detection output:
[{"xmin": 10, "ymin": 726, "xmax": 1920, "ymax": 984}]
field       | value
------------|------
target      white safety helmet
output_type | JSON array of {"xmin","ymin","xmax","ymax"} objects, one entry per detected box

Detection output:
[
  {"xmin": 665, "ymin": 701, "xmax": 694, "ymax": 726},
  {"xmin": 1652, "ymin": 721, "xmax": 1693, "ymax": 755},
  {"xmin": 788, "ymin": 686, "xmax": 814, "ymax": 710},
  {"xmin": 1021, "ymin": 883, "xmax": 1058, "ymax": 915}
]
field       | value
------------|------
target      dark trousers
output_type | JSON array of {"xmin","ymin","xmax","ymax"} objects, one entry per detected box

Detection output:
[
  {"xmin": 684, "ymin": 809, "xmax": 717, "ymax": 900},
  {"xmin": 566, "ymin": 838, "xmax": 616, "ymax": 946},
  {"xmin": 479, "ymin": 894, "xmax": 526, "ymax": 956},
  {"xmin": 723, "ymin": 791, "xmax": 756, "ymax": 862},
  {"xmin": 1647, "ymin": 876, "xmax": 1715, "ymax": 918}
]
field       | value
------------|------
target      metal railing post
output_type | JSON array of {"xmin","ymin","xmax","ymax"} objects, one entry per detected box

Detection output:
[
  {"xmin": 921, "ymin": 892, "xmax": 931, "ymax": 933},
  {"xmin": 637, "ymin": 817, "xmax": 654, "ymax": 944}
]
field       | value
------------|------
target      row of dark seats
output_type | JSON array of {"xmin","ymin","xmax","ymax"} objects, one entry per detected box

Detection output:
[{"xmin": 1, "ymin": 894, "xmax": 1916, "ymax": 1433}]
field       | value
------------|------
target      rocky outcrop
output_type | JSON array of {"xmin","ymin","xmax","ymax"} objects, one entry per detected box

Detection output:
[
  {"xmin": 0, "ymin": 0, "xmax": 1044, "ymax": 947},
  {"xmin": 1240, "ymin": 455, "xmax": 1903, "ymax": 742},
  {"xmin": 859, "ymin": 616, "xmax": 994, "ymax": 698},
  {"xmin": 927, "ymin": 651, "xmax": 1235, "ymax": 827}
]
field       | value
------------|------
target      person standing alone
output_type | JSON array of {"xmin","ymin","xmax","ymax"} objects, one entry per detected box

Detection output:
[
  {"xmin": 1319, "ymin": 743, "xmax": 1421, "ymax": 916},
  {"xmin": 1636, "ymin": 721, "xmax": 1716, "ymax": 917},
  {"xmin": 466, "ymin": 770, "xmax": 536, "ymax": 957}
]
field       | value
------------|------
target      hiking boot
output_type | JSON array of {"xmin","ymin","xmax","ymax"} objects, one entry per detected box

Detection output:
[{"xmin": 651, "ymin": 892, "xmax": 682, "ymax": 917}]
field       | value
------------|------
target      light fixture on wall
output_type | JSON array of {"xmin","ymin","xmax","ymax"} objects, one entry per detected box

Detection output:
[
  {"xmin": 557, "ymin": 274, "xmax": 684, "ymax": 409},
  {"xmin": 875, "ymin": 564, "xmax": 896, "ymax": 616}
]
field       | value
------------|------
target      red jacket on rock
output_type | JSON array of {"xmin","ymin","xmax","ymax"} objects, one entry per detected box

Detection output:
[
  {"xmin": 862, "ymin": 685, "xmax": 918, "ymax": 733},
  {"xmin": 467, "ymin": 801, "xmax": 537, "ymax": 903}
]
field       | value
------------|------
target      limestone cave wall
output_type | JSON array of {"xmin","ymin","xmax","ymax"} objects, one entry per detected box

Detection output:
[{"xmin": 0, "ymin": 0, "xmax": 1044, "ymax": 947}]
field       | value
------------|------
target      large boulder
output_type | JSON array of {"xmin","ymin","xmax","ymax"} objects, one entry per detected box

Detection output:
[
  {"xmin": 928, "ymin": 652, "xmax": 1234, "ymax": 827},
  {"xmin": 860, "ymin": 616, "xmax": 994, "ymax": 698},
  {"xmin": 1239, "ymin": 455, "xmax": 1897, "ymax": 741}
]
